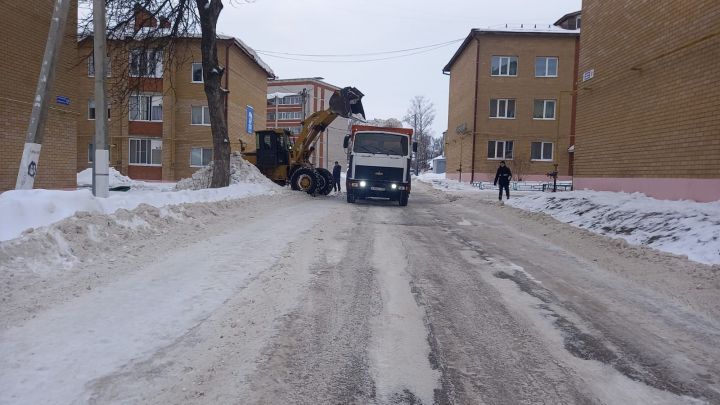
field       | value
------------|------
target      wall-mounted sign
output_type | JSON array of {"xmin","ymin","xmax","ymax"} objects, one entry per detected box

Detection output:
[
  {"xmin": 246, "ymin": 105, "xmax": 254, "ymax": 134},
  {"xmin": 56, "ymin": 96, "xmax": 70, "ymax": 105},
  {"xmin": 582, "ymin": 69, "xmax": 595, "ymax": 82}
]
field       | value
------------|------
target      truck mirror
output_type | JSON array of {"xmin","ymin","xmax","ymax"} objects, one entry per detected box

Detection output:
[
  {"xmin": 343, "ymin": 135, "xmax": 350, "ymax": 149},
  {"xmin": 412, "ymin": 141, "xmax": 418, "ymax": 153}
]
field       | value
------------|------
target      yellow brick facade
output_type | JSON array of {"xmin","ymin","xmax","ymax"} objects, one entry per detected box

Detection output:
[
  {"xmin": 76, "ymin": 37, "xmax": 271, "ymax": 181},
  {"xmin": 1, "ymin": 1, "xmax": 78, "ymax": 192},
  {"xmin": 574, "ymin": 1, "xmax": 720, "ymax": 201},
  {"xmin": 444, "ymin": 31, "xmax": 578, "ymax": 183}
]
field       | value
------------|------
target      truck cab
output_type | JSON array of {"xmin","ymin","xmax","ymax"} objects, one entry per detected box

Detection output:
[{"xmin": 344, "ymin": 125, "xmax": 415, "ymax": 206}]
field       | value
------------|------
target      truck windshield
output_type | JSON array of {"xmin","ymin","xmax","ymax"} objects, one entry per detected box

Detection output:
[{"xmin": 353, "ymin": 132, "xmax": 409, "ymax": 156}]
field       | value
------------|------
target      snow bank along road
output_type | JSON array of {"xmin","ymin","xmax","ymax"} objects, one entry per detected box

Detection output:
[{"xmin": 1, "ymin": 184, "xmax": 719, "ymax": 404}]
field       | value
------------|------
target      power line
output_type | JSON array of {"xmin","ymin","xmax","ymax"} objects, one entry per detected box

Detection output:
[
  {"xmin": 256, "ymin": 38, "xmax": 464, "ymax": 57},
  {"xmin": 256, "ymin": 42, "xmax": 459, "ymax": 63}
]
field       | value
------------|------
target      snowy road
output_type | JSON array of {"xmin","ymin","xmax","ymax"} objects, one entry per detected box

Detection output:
[{"xmin": 1, "ymin": 183, "xmax": 719, "ymax": 404}]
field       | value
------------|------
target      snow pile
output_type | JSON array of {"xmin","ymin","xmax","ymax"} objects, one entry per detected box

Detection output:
[
  {"xmin": 176, "ymin": 152, "xmax": 274, "ymax": 190},
  {"xmin": 507, "ymin": 191, "xmax": 720, "ymax": 265},
  {"xmin": 415, "ymin": 172, "xmax": 480, "ymax": 192},
  {"xmin": 0, "ymin": 156, "xmax": 278, "ymax": 242},
  {"xmin": 76, "ymin": 167, "xmax": 170, "ymax": 191}
]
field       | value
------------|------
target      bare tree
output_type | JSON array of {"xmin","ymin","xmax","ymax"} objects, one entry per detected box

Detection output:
[
  {"xmin": 79, "ymin": 0, "xmax": 243, "ymax": 187},
  {"xmin": 403, "ymin": 96, "xmax": 435, "ymax": 174}
]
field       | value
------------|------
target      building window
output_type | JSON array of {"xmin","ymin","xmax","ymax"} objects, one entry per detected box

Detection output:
[
  {"xmin": 191, "ymin": 106, "xmax": 211, "ymax": 125},
  {"xmin": 276, "ymin": 111, "xmax": 302, "ymax": 120},
  {"xmin": 269, "ymin": 95, "xmax": 302, "ymax": 105},
  {"xmin": 279, "ymin": 95, "xmax": 301, "ymax": 105},
  {"xmin": 130, "ymin": 48, "xmax": 163, "ymax": 78},
  {"xmin": 575, "ymin": 15, "xmax": 581, "ymax": 29},
  {"xmin": 87, "ymin": 53, "xmax": 110, "ymax": 77},
  {"xmin": 533, "ymin": 99, "xmax": 556, "ymax": 119},
  {"xmin": 535, "ymin": 57, "xmax": 558, "ymax": 77},
  {"xmin": 190, "ymin": 147, "xmax": 212, "ymax": 167},
  {"xmin": 129, "ymin": 94, "xmax": 162, "ymax": 121},
  {"xmin": 88, "ymin": 143, "xmax": 94, "ymax": 162},
  {"xmin": 191, "ymin": 62, "xmax": 203, "ymax": 83},
  {"xmin": 488, "ymin": 140, "xmax": 514, "ymax": 160},
  {"xmin": 289, "ymin": 126, "xmax": 301, "ymax": 135},
  {"xmin": 490, "ymin": 99, "xmax": 516, "ymax": 119},
  {"xmin": 267, "ymin": 112, "xmax": 275, "ymax": 121},
  {"xmin": 88, "ymin": 99, "xmax": 110, "ymax": 120},
  {"xmin": 491, "ymin": 56, "xmax": 518, "ymax": 76},
  {"xmin": 129, "ymin": 138, "xmax": 162, "ymax": 166},
  {"xmin": 531, "ymin": 141, "xmax": 554, "ymax": 161}
]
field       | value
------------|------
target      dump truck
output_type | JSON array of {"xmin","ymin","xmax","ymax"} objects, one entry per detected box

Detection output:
[
  {"xmin": 245, "ymin": 87, "xmax": 365, "ymax": 195},
  {"xmin": 344, "ymin": 125, "xmax": 416, "ymax": 206}
]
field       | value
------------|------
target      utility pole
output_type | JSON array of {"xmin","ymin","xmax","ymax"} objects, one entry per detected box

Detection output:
[
  {"xmin": 15, "ymin": 0, "xmax": 72, "ymax": 190},
  {"xmin": 414, "ymin": 113, "xmax": 419, "ymax": 175},
  {"xmin": 92, "ymin": 0, "xmax": 109, "ymax": 197}
]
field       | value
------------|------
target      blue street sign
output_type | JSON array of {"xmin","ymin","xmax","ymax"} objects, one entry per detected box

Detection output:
[
  {"xmin": 56, "ymin": 96, "xmax": 70, "ymax": 106},
  {"xmin": 246, "ymin": 105, "xmax": 254, "ymax": 134}
]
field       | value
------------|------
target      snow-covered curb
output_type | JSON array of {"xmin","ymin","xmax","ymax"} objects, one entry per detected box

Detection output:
[
  {"xmin": 416, "ymin": 173, "xmax": 720, "ymax": 266},
  {"xmin": 506, "ymin": 192, "xmax": 720, "ymax": 266},
  {"xmin": 1, "ymin": 156, "xmax": 278, "ymax": 242}
]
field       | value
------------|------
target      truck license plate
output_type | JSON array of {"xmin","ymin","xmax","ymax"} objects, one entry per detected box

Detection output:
[{"xmin": 371, "ymin": 186, "xmax": 385, "ymax": 191}]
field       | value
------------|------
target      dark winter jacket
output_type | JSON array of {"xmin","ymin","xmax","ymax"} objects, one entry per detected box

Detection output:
[
  {"xmin": 494, "ymin": 165, "xmax": 512, "ymax": 186},
  {"xmin": 332, "ymin": 164, "xmax": 342, "ymax": 180}
]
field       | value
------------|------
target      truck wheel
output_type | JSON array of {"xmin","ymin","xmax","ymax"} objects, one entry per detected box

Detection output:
[
  {"xmin": 399, "ymin": 192, "xmax": 409, "ymax": 206},
  {"xmin": 316, "ymin": 168, "xmax": 334, "ymax": 195},
  {"xmin": 347, "ymin": 190, "xmax": 356, "ymax": 203},
  {"xmin": 291, "ymin": 168, "xmax": 318, "ymax": 194}
]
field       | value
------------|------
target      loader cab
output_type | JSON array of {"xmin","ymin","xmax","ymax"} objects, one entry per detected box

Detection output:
[{"xmin": 255, "ymin": 129, "xmax": 290, "ymax": 169}]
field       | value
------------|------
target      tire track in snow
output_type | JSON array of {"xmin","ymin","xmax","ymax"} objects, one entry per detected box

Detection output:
[{"xmin": 368, "ymin": 209, "xmax": 441, "ymax": 404}]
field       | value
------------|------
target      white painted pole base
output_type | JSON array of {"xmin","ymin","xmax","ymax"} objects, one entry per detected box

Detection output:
[
  {"xmin": 15, "ymin": 143, "xmax": 42, "ymax": 190},
  {"xmin": 93, "ymin": 149, "xmax": 109, "ymax": 198}
]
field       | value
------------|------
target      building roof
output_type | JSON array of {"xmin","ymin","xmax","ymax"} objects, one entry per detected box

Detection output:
[
  {"xmin": 79, "ymin": 33, "xmax": 275, "ymax": 78},
  {"xmin": 554, "ymin": 11, "xmax": 581, "ymax": 27},
  {"xmin": 442, "ymin": 27, "xmax": 579, "ymax": 74},
  {"xmin": 268, "ymin": 77, "xmax": 341, "ymax": 90}
]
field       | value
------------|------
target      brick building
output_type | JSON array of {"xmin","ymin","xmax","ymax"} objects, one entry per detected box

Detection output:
[
  {"xmin": 76, "ymin": 16, "xmax": 274, "ymax": 181},
  {"xmin": 573, "ymin": 1, "xmax": 720, "ymax": 202},
  {"xmin": 266, "ymin": 78, "xmax": 348, "ymax": 170},
  {"xmin": 443, "ymin": 27, "xmax": 579, "ymax": 183},
  {"xmin": 1, "ymin": 1, "xmax": 78, "ymax": 192}
]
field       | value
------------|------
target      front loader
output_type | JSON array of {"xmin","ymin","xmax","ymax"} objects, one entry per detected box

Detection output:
[{"xmin": 245, "ymin": 87, "xmax": 365, "ymax": 195}]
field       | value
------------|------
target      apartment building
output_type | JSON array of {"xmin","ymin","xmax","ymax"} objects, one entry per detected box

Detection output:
[
  {"xmin": 443, "ymin": 27, "xmax": 579, "ymax": 183},
  {"xmin": 76, "ymin": 13, "xmax": 274, "ymax": 181},
  {"xmin": 1, "ymin": 1, "xmax": 78, "ymax": 192},
  {"xmin": 267, "ymin": 78, "xmax": 348, "ymax": 170},
  {"xmin": 574, "ymin": 1, "xmax": 720, "ymax": 202}
]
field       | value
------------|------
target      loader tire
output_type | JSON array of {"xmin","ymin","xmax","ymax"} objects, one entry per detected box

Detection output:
[
  {"xmin": 316, "ymin": 168, "xmax": 334, "ymax": 195},
  {"xmin": 291, "ymin": 168, "xmax": 319, "ymax": 194}
]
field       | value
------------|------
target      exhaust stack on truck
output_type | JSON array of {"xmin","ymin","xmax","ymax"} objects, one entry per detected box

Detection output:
[{"xmin": 344, "ymin": 125, "xmax": 416, "ymax": 206}]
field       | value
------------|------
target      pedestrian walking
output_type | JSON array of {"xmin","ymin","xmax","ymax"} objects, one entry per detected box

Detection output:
[
  {"xmin": 332, "ymin": 161, "xmax": 342, "ymax": 193},
  {"xmin": 493, "ymin": 160, "xmax": 512, "ymax": 201}
]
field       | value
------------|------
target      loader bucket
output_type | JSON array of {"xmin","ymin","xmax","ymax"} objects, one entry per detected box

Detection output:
[{"xmin": 329, "ymin": 87, "xmax": 365, "ymax": 119}]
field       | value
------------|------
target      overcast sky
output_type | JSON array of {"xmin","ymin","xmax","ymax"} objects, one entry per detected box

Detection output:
[{"xmin": 218, "ymin": 0, "xmax": 581, "ymax": 137}]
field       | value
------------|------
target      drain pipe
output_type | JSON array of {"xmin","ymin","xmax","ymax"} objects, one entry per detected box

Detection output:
[{"xmin": 470, "ymin": 36, "xmax": 480, "ymax": 184}]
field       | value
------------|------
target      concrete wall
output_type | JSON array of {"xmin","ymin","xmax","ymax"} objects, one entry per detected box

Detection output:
[
  {"xmin": 445, "ymin": 32, "xmax": 578, "ymax": 183},
  {"xmin": 1, "ymin": 1, "xmax": 78, "ymax": 191},
  {"xmin": 574, "ymin": 1, "xmax": 720, "ymax": 201}
]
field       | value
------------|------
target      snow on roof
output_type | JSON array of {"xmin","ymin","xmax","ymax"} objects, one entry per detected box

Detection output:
[
  {"xmin": 79, "ymin": 32, "xmax": 275, "ymax": 78},
  {"xmin": 267, "ymin": 92, "xmax": 299, "ymax": 100},
  {"xmin": 218, "ymin": 34, "xmax": 275, "ymax": 78}
]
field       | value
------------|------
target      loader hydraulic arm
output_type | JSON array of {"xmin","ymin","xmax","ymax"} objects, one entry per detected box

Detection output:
[
  {"xmin": 290, "ymin": 87, "xmax": 365, "ymax": 165},
  {"xmin": 291, "ymin": 110, "xmax": 340, "ymax": 164}
]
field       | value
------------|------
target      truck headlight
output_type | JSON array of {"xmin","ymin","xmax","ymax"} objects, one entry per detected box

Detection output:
[
  {"xmin": 359, "ymin": 181, "xmax": 367, "ymax": 187},
  {"xmin": 391, "ymin": 184, "xmax": 397, "ymax": 189}
]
